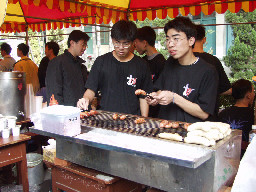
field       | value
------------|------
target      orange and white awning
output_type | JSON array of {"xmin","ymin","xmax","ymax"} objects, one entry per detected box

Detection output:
[{"xmin": 1, "ymin": 0, "xmax": 256, "ymax": 33}]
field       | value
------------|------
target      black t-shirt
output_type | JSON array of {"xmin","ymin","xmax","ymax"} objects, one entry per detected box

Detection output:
[
  {"xmin": 219, "ymin": 106, "xmax": 254, "ymax": 142},
  {"xmin": 46, "ymin": 50, "xmax": 87, "ymax": 107},
  {"xmin": 154, "ymin": 57, "xmax": 218, "ymax": 123},
  {"xmin": 38, "ymin": 56, "xmax": 50, "ymax": 88},
  {"xmin": 194, "ymin": 52, "xmax": 231, "ymax": 94},
  {"xmin": 194, "ymin": 52, "xmax": 231, "ymax": 120},
  {"xmin": 142, "ymin": 53, "xmax": 166, "ymax": 118},
  {"xmin": 142, "ymin": 53, "xmax": 166, "ymax": 84},
  {"xmin": 85, "ymin": 52, "xmax": 153, "ymax": 115}
]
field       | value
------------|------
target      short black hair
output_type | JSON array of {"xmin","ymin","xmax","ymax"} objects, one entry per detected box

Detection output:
[
  {"xmin": 1, "ymin": 43, "xmax": 12, "ymax": 55},
  {"xmin": 17, "ymin": 43, "xmax": 29, "ymax": 56},
  {"xmin": 46, "ymin": 41, "xmax": 60, "ymax": 56},
  {"xmin": 232, "ymin": 79, "xmax": 253, "ymax": 100},
  {"xmin": 164, "ymin": 16, "xmax": 196, "ymax": 41},
  {"xmin": 195, "ymin": 24, "xmax": 206, "ymax": 41},
  {"xmin": 111, "ymin": 20, "xmax": 137, "ymax": 41},
  {"xmin": 68, "ymin": 30, "xmax": 90, "ymax": 48},
  {"xmin": 136, "ymin": 26, "xmax": 156, "ymax": 47}
]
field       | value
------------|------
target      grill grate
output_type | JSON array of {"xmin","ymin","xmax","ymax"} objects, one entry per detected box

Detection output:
[{"xmin": 81, "ymin": 111, "xmax": 187, "ymax": 138}]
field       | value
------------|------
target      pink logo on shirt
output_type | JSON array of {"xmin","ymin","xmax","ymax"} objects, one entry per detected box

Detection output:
[
  {"xmin": 183, "ymin": 84, "xmax": 195, "ymax": 97},
  {"xmin": 127, "ymin": 75, "xmax": 137, "ymax": 87}
]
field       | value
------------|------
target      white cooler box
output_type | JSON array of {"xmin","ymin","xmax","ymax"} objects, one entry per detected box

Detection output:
[{"xmin": 41, "ymin": 105, "xmax": 81, "ymax": 136}]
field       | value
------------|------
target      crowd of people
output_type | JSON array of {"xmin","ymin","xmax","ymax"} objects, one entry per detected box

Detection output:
[{"xmin": 0, "ymin": 16, "xmax": 254, "ymax": 160}]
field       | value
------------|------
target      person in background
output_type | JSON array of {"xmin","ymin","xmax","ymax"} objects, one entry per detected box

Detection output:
[
  {"xmin": 38, "ymin": 41, "xmax": 60, "ymax": 89},
  {"xmin": 0, "ymin": 43, "xmax": 16, "ymax": 71},
  {"xmin": 193, "ymin": 24, "xmax": 232, "ymax": 120},
  {"xmin": 77, "ymin": 20, "xmax": 153, "ymax": 116},
  {"xmin": 14, "ymin": 43, "xmax": 40, "ymax": 95},
  {"xmin": 219, "ymin": 79, "xmax": 255, "ymax": 158},
  {"xmin": 135, "ymin": 26, "xmax": 166, "ymax": 84},
  {"xmin": 37, "ymin": 41, "xmax": 60, "ymax": 102},
  {"xmin": 134, "ymin": 26, "xmax": 166, "ymax": 117},
  {"xmin": 146, "ymin": 16, "xmax": 218, "ymax": 123},
  {"xmin": 46, "ymin": 30, "xmax": 90, "ymax": 106}
]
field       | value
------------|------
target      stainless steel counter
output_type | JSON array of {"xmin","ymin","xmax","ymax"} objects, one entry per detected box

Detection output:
[{"xmin": 31, "ymin": 124, "xmax": 241, "ymax": 192}]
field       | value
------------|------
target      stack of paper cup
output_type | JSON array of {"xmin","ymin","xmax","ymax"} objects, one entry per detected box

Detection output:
[{"xmin": 34, "ymin": 96, "xmax": 43, "ymax": 113}]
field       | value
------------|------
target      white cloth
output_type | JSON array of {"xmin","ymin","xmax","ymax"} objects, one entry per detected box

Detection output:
[{"xmin": 231, "ymin": 136, "xmax": 256, "ymax": 192}]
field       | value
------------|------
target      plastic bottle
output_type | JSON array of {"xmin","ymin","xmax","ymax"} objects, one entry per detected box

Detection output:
[{"xmin": 249, "ymin": 125, "xmax": 256, "ymax": 143}]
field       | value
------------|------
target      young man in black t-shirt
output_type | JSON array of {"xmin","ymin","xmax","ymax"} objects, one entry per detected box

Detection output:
[
  {"xmin": 135, "ymin": 26, "xmax": 166, "ymax": 84},
  {"xmin": 219, "ymin": 79, "xmax": 255, "ymax": 158},
  {"xmin": 135, "ymin": 26, "xmax": 166, "ymax": 117},
  {"xmin": 77, "ymin": 20, "xmax": 153, "ymax": 116},
  {"xmin": 193, "ymin": 24, "xmax": 231, "ymax": 120},
  {"xmin": 146, "ymin": 16, "xmax": 218, "ymax": 123}
]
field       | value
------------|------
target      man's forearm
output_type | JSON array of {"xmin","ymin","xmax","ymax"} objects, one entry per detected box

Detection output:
[
  {"xmin": 139, "ymin": 98, "xmax": 149, "ymax": 117},
  {"xmin": 83, "ymin": 89, "xmax": 95, "ymax": 103},
  {"xmin": 174, "ymin": 93, "xmax": 209, "ymax": 120}
]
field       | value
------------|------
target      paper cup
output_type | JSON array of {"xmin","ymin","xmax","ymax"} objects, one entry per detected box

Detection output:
[
  {"xmin": 0, "ymin": 118, "xmax": 6, "ymax": 131},
  {"xmin": 6, "ymin": 116, "xmax": 17, "ymax": 129},
  {"xmin": 2, "ymin": 128, "xmax": 10, "ymax": 138},
  {"xmin": 12, "ymin": 126, "xmax": 20, "ymax": 136}
]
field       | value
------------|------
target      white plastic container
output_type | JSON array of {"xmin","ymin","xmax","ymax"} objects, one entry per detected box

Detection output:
[{"xmin": 40, "ymin": 105, "xmax": 81, "ymax": 136}]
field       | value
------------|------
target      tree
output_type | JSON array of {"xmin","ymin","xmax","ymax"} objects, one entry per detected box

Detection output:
[
  {"xmin": 28, "ymin": 28, "xmax": 66, "ymax": 65},
  {"xmin": 224, "ymin": 10, "xmax": 256, "ymax": 80}
]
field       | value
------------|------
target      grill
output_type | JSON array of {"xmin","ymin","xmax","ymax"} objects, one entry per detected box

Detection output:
[
  {"xmin": 81, "ymin": 111, "xmax": 187, "ymax": 138},
  {"xmin": 30, "ymin": 109, "xmax": 242, "ymax": 192}
]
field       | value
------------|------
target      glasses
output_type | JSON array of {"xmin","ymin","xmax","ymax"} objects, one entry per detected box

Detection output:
[
  {"xmin": 113, "ymin": 41, "xmax": 131, "ymax": 49},
  {"xmin": 77, "ymin": 42, "xmax": 88, "ymax": 48},
  {"xmin": 166, "ymin": 37, "xmax": 186, "ymax": 45},
  {"xmin": 82, "ymin": 44, "xmax": 88, "ymax": 48}
]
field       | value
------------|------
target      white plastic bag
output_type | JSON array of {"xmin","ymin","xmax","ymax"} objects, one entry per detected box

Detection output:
[{"xmin": 231, "ymin": 137, "xmax": 256, "ymax": 192}]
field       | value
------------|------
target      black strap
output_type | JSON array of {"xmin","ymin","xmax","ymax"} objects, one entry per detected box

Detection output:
[{"xmin": 13, "ymin": 58, "xmax": 32, "ymax": 68}]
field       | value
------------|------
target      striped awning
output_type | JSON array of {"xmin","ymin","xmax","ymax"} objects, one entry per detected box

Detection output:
[{"xmin": 1, "ymin": 0, "xmax": 256, "ymax": 33}]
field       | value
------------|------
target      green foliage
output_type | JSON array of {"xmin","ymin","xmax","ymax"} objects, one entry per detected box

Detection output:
[
  {"xmin": 46, "ymin": 28, "xmax": 67, "ymax": 55},
  {"xmin": 28, "ymin": 28, "xmax": 66, "ymax": 65},
  {"xmin": 28, "ymin": 30, "xmax": 44, "ymax": 65},
  {"xmin": 219, "ymin": 94, "xmax": 235, "ymax": 110},
  {"xmin": 224, "ymin": 10, "xmax": 256, "ymax": 80}
]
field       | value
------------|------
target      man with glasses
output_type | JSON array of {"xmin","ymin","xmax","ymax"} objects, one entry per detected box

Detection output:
[
  {"xmin": 146, "ymin": 16, "xmax": 218, "ymax": 123},
  {"xmin": 77, "ymin": 20, "xmax": 153, "ymax": 116},
  {"xmin": 46, "ymin": 30, "xmax": 90, "ymax": 106}
]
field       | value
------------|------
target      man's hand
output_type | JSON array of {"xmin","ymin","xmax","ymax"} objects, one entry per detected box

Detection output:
[
  {"xmin": 77, "ymin": 97, "xmax": 90, "ymax": 110},
  {"xmin": 154, "ymin": 90, "xmax": 174, "ymax": 105},
  {"xmin": 145, "ymin": 92, "xmax": 159, "ymax": 106}
]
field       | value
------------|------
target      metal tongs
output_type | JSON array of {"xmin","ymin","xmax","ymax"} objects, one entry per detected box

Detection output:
[{"xmin": 145, "ymin": 93, "xmax": 154, "ymax": 100}]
